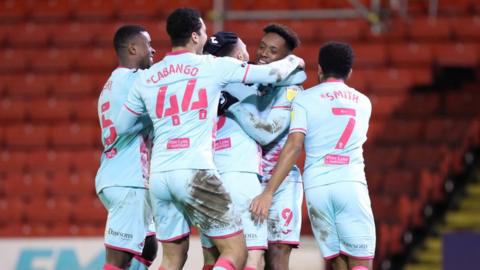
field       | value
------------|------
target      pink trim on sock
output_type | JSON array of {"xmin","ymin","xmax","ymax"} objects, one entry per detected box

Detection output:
[
  {"xmin": 103, "ymin": 263, "xmax": 122, "ymax": 270},
  {"xmin": 202, "ymin": 265, "xmax": 214, "ymax": 270},
  {"xmin": 134, "ymin": 254, "xmax": 152, "ymax": 266},
  {"xmin": 352, "ymin": 266, "xmax": 369, "ymax": 270},
  {"xmin": 159, "ymin": 267, "xmax": 167, "ymax": 270},
  {"xmin": 340, "ymin": 251, "xmax": 374, "ymax": 260},
  {"xmin": 104, "ymin": 243, "xmax": 141, "ymax": 256},
  {"xmin": 247, "ymin": 245, "xmax": 268, "ymax": 251},
  {"xmin": 244, "ymin": 267, "xmax": 256, "ymax": 270},
  {"xmin": 215, "ymin": 257, "xmax": 236, "ymax": 270},
  {"xmin": 207, "ymin": 230, "xmax": 243, "ymax": 239},
  {"xmin": 158, "ymin": 232, "xmax": 190, "ymax": 243}
]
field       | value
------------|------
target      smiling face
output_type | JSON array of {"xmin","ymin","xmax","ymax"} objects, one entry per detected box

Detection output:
[
  {"xmin": 135, "ymin": 31, "xmax": 155, "ymax": 69},
  {"xmin": 255, "ymin": 32, "xmax": 290, "ymax": 65}
]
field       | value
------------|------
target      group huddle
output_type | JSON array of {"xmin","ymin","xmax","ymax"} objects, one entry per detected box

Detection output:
[{"xmin": 95, "ymin": 7, "xmax": 376, "ymax": 270}]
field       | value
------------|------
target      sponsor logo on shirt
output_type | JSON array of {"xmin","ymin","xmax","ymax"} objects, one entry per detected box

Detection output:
[{"xmin": 286, "ymin": 87, "xmax": 298, "ymax": 101}]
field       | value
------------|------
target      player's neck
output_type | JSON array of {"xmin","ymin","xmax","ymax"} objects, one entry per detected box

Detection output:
[
  {"xmin": 118, "ymin": 60, "xmax": 138, "ymax": 70},
  {"xmin": 171, "ymin": 44, "xmax": 197, "ymax": 55},
  {"xmin": 322, "ymin": 77, "xmax": 344, "ymax": 83}
]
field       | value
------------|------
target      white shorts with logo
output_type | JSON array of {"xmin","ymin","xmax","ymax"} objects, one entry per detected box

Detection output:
[
  {"xmin": 149, "ymin": 169, "xmax": 242, "ymax": 241},
  {"xmin": 305, "ymin": 181, "xmax": 376, "ymax": 260},
  {"xmin": 264, "ymin": 172, "xmax": 303, "ymax": 246},
  {"xmin": 201, "ymin": 171, "xmax": 268, "ymax": 250},
  {"xmin": 98, "ymin": 187, "xmax": 155, "ymax": 255}
]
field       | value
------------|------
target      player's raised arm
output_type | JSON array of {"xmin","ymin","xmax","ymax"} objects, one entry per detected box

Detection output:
[
  {"xmin": 115, "ymin": 79, "xmax": 147, "ymax": 135},
  {"xmin": 228, "ymin": 72, "xmax": 305, "ymax": 145}
]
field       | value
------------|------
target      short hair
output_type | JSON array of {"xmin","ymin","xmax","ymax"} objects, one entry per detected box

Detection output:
[
  {"xmin": 166, "ymin": 8, "xmax": 202, "ymax": 47},
  {"xmin": 318, "ymin": 41, "xmax": 354, "ymax": 79},
  {"xmin": 203, "ymin": 31, "xmax": 238, "ymax": 57},
  {"xmin": 113, "ymin": 25, "xmax": 146, "ymax": 55},
  {"xmin": 263, "ymin": 23, "xmax": 300, "ymax": 51}
]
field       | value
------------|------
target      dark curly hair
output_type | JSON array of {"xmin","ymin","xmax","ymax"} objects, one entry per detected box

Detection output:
[
  {"xmin": 318, "ymin": 41, "xmax": 354, "ymax": 80},
  {"xmin": 113, "ymin": 25, "xmax": 146, "ymax": 55},
  {"xmin": 263, "ymin": 23, "xmax": 300, "ymax": 51},
  {"xmin": 166, "ymin": 8, "xmax": 202, "ymax": 47}
]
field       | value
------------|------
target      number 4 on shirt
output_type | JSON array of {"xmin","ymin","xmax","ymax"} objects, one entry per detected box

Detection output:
[
  {"xmin": 156, "ymin": 79, "xmax": 208, "ymax": 126},
  {"xmin": 332, "ymin": 107, "xmax": 356, "ymax": 149}
]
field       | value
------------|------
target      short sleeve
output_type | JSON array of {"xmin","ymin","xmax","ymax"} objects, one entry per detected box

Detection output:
[
  {"xmin": 289, "ymin": 95, "xmax": 307, "ymax": 134},
  {"xmin": 124, "ymin": 77, "xmax": 146, "ymax": 116}
]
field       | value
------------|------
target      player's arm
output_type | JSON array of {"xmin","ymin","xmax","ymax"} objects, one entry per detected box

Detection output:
[
  {"xmin": 250, "ymin": 132, "xmax": 305, "ymax": 224},
  {"xmin": 115, "ymin": 79, "xmax": 147, "ymax": 135},
  {"xmin": 229, "ymin": 85, "xmax": 301, "ymax": 145},
  {"xmin": 219, "ymin": 54, "xmax": 304, "ymax": 85}
]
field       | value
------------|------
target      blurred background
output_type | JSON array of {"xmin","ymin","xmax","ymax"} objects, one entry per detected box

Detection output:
[{"xmin": 0, "ymin": 0, "xmax": 479, "ymax": 269}]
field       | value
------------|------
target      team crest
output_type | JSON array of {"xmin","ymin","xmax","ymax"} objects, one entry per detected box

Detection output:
[{"xmin": 286, "ymin": 87, "xmax": 298, "ymax": 101}]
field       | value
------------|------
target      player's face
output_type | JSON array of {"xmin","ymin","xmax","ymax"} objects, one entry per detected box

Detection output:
[
  {"xmin": 234, "ymin": 38, "xmax": 250, "ymax": 62},
  {"xmin": 194, "ymin": 19, "xmax": 208, "ymax": 54},
  {"xmin": 137, "ymin": 31, "xmax": 155, "ymax": 69},
  {"xmin": 256, "ymin": 32, "xmax": 290, "ymax": 65}
]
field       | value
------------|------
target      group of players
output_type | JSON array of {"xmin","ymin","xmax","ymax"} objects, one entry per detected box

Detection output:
[{"xmin": 95, "ymin": 7, "xmax": 376, "ymax": 270}]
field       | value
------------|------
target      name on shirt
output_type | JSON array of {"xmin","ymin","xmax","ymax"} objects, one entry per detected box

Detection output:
[
  {"xmin": 148, "ymin": 64, "xmax": 199, "ymax": 84},
  {"xmin": 320, "ymin": 90, "xmax": 359, "ymax": 104}
]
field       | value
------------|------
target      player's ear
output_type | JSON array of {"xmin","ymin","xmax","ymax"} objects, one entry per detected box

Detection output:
[
  {"xmin": 128, "ymin": 42, "xmax": 137, "ymax": 56},
  {"xmin": 317, "ymin": 64, "xmax": 323, "ymax": 83},
  {"xmin": 192, "ymin": 31, "xmax": 200, "ymax": 44},
  {"xmin": 347, "ymin": 69, "xmax": 352, "ymax": 80}
]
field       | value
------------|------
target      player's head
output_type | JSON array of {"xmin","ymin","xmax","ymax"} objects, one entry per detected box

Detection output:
[
  {"xmin": 166, "ymin": 8, "xmax": 207, "ymax": 54},
  {"xmin": 256, "ymin": 23, "xmax": 300, "ymax": 65},
  {"xmin": 318, "ymin": 41, "xmax": 354, "ymax": 81},
  {"xmin": 203, "ymin": 31, "xmax": 249, "ymax": 61},
  {"xmin": 113, "ymin": 25, "xmax": 155, "ymax": 69}
]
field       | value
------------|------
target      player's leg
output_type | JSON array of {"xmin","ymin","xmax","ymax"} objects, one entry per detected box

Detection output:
[
  {"xmin": 149, "ymin": 172, "xmax": 191, "ymax": 270},
  {"xmin": 330, "ymin": 255, "xmax": 348, "ymax": 270},
  {"xmin": 222, "ymin": 172, "xmax": 268, "ymax": 269},
  {"xmin": 98, "ymin": 187, "xmax": 152, "ymax": 269},
  {"xmin": 201, "ymin": 233, "xmax": 220, "ymax": 269},
  {"xmin": 334, "ymin": 182, "xmax": 376, "ymax": 270},
  {"xmin": 171, "ymin": 169, "xmax": 247, "ymax": 269},
  {"xmin": 265, "ymin": 174, "xmax": 303, "ymax": 270},
  {"xmin": 305, "ymin": 185, "xmax": 339, "ymax": 269},
  {"xmin": 129, "ymin": 233, "xmax": 158, "ymax": 269}
]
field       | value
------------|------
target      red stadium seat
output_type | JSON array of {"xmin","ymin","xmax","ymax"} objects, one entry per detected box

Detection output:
[
  {"xmin": 72, "ymin": 98, "xmax": 98, "ymax": 122},
  {"xmin": 395, "ymin": 93, "xmax": 440, "ymax": 118},
  {"xmin": 0, "ymin": 198, "xmax": 24, "ymax": 225},
  {"xmin": 317, "ymin": 20, "xmax": 368, "ymax": 42},
  {"xmin": 0, "ymin": 151, "xmax": 28, "ymax": 172},
  {"xmin": 376, "ymin": 119, "xmax": 424, "ymax": 144},
  {"xmin": 352, "ymin": 43, "xmax": 387, "ymax": 68},
  {"xmin": 289, "ymin": 20, "xmax": 318, "ymax": 42},
  {"xmin": 4, "ymin": 124, "xmax": 49, "ymax": 149},
  {"xmin": 408, "ymin": 17, "xmax": 451, "ymax": 41},
  {"xmin": 364, "ymin": 146, "xmax": 403, "ymax": 171},
  {"xmin": 50, "ymin": 22, "xmax": 100, "ymax": 47},
  {"xmin": 368, "ymin": 95, "xmax": 408, "ymax": 120},
  {"xmin": 53, "ymin": 73, "xmax": 99, "ymax": 98},
  {"xmin": 3, "ymin": 74, "xmax": 52, "ymax": 98},
  {"xmin": 3, "ymin": 171, "xmax": 49, "ymax": 200},
  {"xmin": 74, "ymin": 0, "xmax": 116, "ymax": 20},
  {"xmin": 0, "ymin": 49, "xmax": 32, "ymax": 72},
  {"xmin": 116, "ymin": 0, "xmax": 160, "ymax": 19},
  {"xmin": 6, "ymin": 22, "xmax": 52, "ymax": 47},
  {"xmin": 72, "ymin": 197, "xmax": 106, "ymax": 224},
  {"xmin": 224, "ymin": 20, "xmax": 267, "ymax": 44},
  {"xmin": 74, "ymin": 48, "xmax": 116, "ymax": 71},
  {"xmin": 0, "ymin": 0, "xmax": 28, "ymax": 22},
  {"xmin": 424, "ymin": 118, "xmax": 477, "ymax": 151},
  {"xmin": 366, "ymin": 68, "xmax": 414, "ymax": 95},
  {"xmin": 72, "ymin": 149, "xmax": 102, "ymax": 171},
  {"xmin": 51, "ymin": 123, "xmax": 98, "ymax": 148},
  {"xmin": 451, "ymin": 16, "xmax": 480, "ymax": 41},
  {"xmin": 31, "ymin": 48, "xmax": 76, "ymax": 72},
  {"xmin": 29, "ymin": 98, "xmax": 73, "ymax": 122},
  {"xmin": 433, "ymin": 42, "xmax": 478, "ymax": 67},
  {"xmin": 403, "ymin": 144, "xmax": 450, "ymax": 175},
  {"xmin": 445, "ymin": 90, "xmax": 480, "ymax": 116},
  {"xmin": 295, "ymin": 43, "xmax": 320, "ymax": 70},
  {"xmin": 371, "ymin": 194, "xmax": 412, "ymax": 230},
  {"xmin": 0, "ymin": 99, "xmax": 28, "ymax": 122},
  {"xmin": 30, "ymin": 0, "xmax": 72, "ymax": 21},
  {"xmin": 26, "ymin": 150, "xmax": 73, "ymax": 172},
  {"xmin": 366, "ymin": 171, "xmax": 383, "ymax": 194},
  {"xmin": 383, "ymin": 170, "xmax": 432, "ymax": 205},
  {"xmin": 348, "ymin": 69, "xmax": 368, "ymax": 93},
  {"xmin": 50, "ymin": 170, "xmax": 96, "ymax": 198},
  {"xmin": 389, "ymin": 42, "xmax": 434, "ymax": 67}
]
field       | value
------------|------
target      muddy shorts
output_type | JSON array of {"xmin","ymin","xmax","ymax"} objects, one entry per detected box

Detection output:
[
  {"xmin": 98, "ymin": 186, "xmax": 155, "ymax": 255},
  {"xmin": 149, "ymin": 169, "xmax": 242, "ymax": 240},
  {"xmin": 263, "ymin": 172, "xmax": 303, "ymax": 246},
  {"xmin": 305, "ymin": 181, "xmax": 376, "ymax": 259},
  {"xmin": 201, "ymin": 171, "xmax": 268, "ymax": 250}
]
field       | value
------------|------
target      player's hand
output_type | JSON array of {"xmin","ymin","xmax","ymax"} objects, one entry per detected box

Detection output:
[
  {"xmin": 250, "ymin": 191, "xmax": 273, "ymax": 225},
  {"xmin": 287, "ymin": 54, "xmax": 305, "ymax": 69},
  {"xmin": 218, "ymin": 91, "xmax": 239, "ymax": 115}
]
